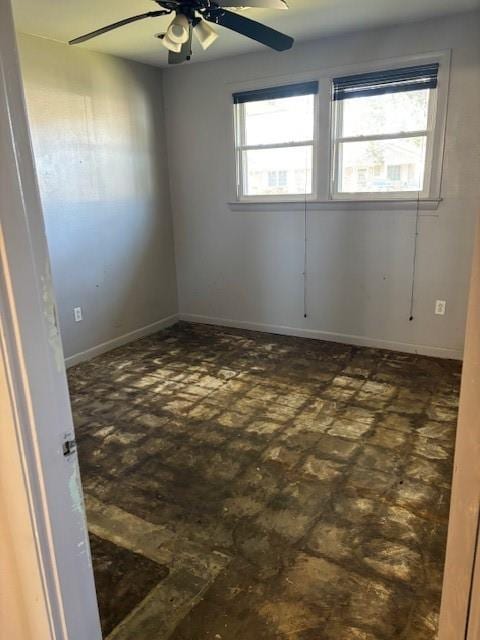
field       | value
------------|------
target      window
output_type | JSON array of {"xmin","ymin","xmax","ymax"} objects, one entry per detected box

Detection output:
[
  {"xmin": 233, "ymin": 82, "xmax": 318, "ymax": 199},
  {"xmin": 387, "ymin": 165, "xmax": 402, "ymax": 181},
  {"xmin": 230, "ymin": 57, "xmax": 447, "ymax": 208},
  {"xmin": 267, "ymin": 171, "xmax": 277, "ymax": 188},
  {"xmin": 332, "ymin": 64, "xmax": 439, "ymax": 198},
  {"xmin": 267, "ymin": 170, "xmax": 288, "ymax": 188}
]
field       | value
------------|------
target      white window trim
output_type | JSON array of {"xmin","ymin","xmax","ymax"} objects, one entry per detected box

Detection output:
[
  {"xmin": 234, "ymin": 92, "xmax": 320, "ymax": 203},
  {"xmin": 228, "ymin": 50, "xmax": 451, "ymax": 209}
]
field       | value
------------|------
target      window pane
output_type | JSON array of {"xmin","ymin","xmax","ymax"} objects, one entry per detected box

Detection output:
[
  {"xmin": 244, "ymin": 95, "xmax": 315, "ymax": 146},
  {"xmin": 338, "ymin": 137, "xmax": 427, "ymax": 193},
  {"xmin": 341, "ymin": 90, "xmax": 430, "ymax": 137},
  {"xmin": 242, "ymin": 146, "xmax": 313, "ymax": 196}
]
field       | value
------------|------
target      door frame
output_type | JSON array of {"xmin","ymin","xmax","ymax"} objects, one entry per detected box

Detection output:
[
  {"xmin": 439, "ymin": 213, "xmax": 480, "ymax": 640},
  {"xmin": 0, "ymin": 1, "xmax": 101, "ymax": 638}
]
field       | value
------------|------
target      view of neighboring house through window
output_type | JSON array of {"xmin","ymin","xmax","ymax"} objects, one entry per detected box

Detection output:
[
  {"xmin": 268, "ymin": 170, "xmax": 288, "ymax": 188},
  {"xmin": 332, "ymin": 64, "xmax": 439, "ymax": 197},
  {"xmin": 233, "ymin": 82, "xmax": 318, "ymax": 198}
]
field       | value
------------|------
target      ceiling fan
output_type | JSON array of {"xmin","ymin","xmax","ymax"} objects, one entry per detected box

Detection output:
[{"xmin": 69, "ymin": 1, "xmax": 294, "ymax": 65}]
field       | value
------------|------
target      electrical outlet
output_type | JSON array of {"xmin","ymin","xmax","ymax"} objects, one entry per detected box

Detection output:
[
  {"xmin": 74, "ymin": 307, "xmax": 83, "ymax": 322},
  {"xmin": 435, "ymin": 300, "xmax": 446, "ymax": 316}
]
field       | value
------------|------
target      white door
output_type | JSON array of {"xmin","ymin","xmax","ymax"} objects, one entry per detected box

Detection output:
[{"xmin": 0, "ymin": 1, "xmax": 101, "ymax": 638}]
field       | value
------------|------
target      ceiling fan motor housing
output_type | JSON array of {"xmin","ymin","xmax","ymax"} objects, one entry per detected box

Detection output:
[{"xmin": 69, "ymin": 0, "xmax": 293, "ymax": 64}]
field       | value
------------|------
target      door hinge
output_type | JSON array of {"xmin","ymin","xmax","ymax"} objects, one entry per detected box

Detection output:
[{"xmin": 62, "ymin": 436, "xmax": 77, "ymax": 457}]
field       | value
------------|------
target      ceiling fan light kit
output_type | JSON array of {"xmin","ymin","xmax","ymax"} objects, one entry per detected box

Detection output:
[
  {"xmin": 166, "ymin": 13, "xmax": 190, "ymax": 43},
  {"xmin": 194, "ymin": 18, "xmax": 219, "ymax": 50},
  {"xmin": 69, "ymin": 0, "xmax": 294, "ymax": 65},
  {"xmin": 157, "ymin": 32, "xmax": 183, "ymax": 53}
]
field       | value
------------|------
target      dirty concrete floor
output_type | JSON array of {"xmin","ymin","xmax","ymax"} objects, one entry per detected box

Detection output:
[{"xmin": 69, "ymin": 322, "xmax": 461, "ymax": 640}]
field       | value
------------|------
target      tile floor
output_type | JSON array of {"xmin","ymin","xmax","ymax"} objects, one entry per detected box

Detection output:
[{"xmin": 69, "ymin": 322, "xmax": 461, "ymax": 639}]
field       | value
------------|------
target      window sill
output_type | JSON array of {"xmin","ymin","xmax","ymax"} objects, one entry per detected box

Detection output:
[{"xmin": 228, "ymin": 198, "xmax": 442, "ymax": 212}]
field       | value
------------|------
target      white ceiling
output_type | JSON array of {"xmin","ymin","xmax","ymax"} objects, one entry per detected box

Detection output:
[{"xmin": 13, "ymin": 0, "xmax": 480, "ymax": 68}]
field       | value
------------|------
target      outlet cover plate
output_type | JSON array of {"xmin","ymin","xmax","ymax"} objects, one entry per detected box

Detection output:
[{"xmin": 435, "ymin": 300, "xmax": 446, "ymax": 316}]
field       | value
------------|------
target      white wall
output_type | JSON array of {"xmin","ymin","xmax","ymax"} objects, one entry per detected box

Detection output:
[
  {"xmin": 163, "ymin": 11, "xmax": 480, "ymax": 359},
  {"xmin": 17, "ymin": 35, "xmax": 178, "ymax": 363}
]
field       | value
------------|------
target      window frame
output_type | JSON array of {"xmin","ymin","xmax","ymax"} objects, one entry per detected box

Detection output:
[
  {"xmin": 234, "ymin": 88, "xmax": 320, "ymax": 203},
  {"xmin": 229, "ymin": 51, "xmax": 450, "ymax": 209},
  {"xmin": 330, "ymin": 71, "xmax": 439, "ymax": 201}
]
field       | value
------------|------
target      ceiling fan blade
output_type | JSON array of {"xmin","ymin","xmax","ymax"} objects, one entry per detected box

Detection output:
[
  {"xmin": 69, "ymin": 10, "xmax": 169, "ymax": 45},
  {"xmin": 168, "ymin": 26, "xmax": 193, "ymax": 65},
  {"xmin": 205, "ymin": 9, "xmax": 294, "ymax": 51},
  {"xmin": 216, "ymin": 0, "xmax": 288, "ymax": 9}
]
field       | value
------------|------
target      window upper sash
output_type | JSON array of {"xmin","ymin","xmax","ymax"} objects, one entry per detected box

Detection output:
[
  {"xmin": 332, "ymin": 64, "xmax": 439, "ymax": 101},
  {"xmin": 233, "ymin": 81, "xmax": 319, "ymax": 105}
]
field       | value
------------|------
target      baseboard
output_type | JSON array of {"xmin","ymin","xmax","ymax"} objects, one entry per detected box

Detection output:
[
  {"xmin": 179, "ymin": 313, "xmax": 464, "ymax": 361},
  {"xmin": 64, "ymin": 314, "xmax": 179, "ymax": 368}
]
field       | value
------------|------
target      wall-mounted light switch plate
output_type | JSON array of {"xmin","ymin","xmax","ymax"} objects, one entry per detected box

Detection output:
[{"xmin": 74, "ymin": 307, "xmax": 83, "ymax": 322}]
